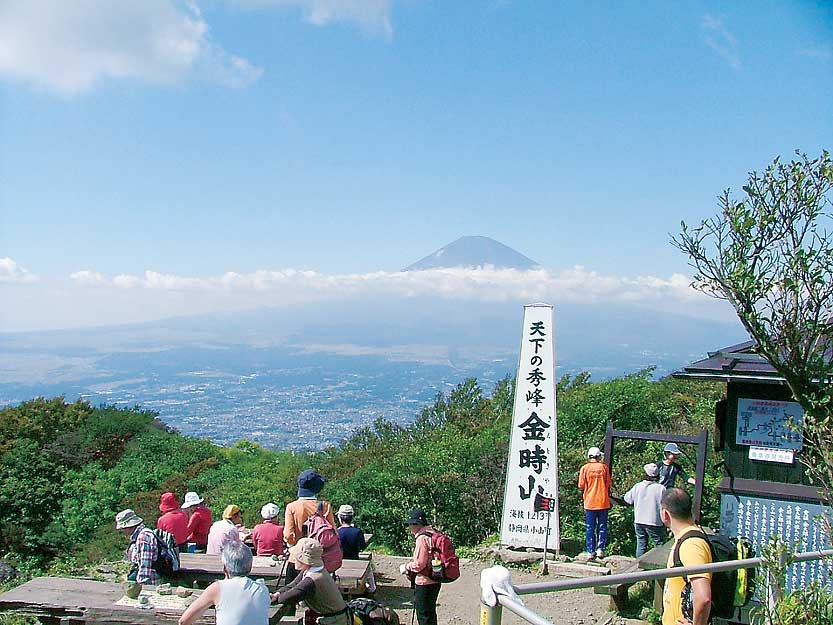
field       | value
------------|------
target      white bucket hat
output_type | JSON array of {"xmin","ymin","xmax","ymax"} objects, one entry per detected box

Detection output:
[
  {"xmin": 181, "ymin": 491, "xmax": 204, "ymax": 509},
  {"xmin": 260, "ymin": 503, "xmax": 280, "ymax": 520},
  {"xmin": 337, "ymin": 504, "xmax": 354, "ymax": 516}
]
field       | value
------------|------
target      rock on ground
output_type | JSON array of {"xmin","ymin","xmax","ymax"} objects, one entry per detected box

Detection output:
[{"xmin": 371, "ymin": 555, "xmax": 619, "ymax": 625}]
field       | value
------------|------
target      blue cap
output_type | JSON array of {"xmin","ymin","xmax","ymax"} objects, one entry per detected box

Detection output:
[
  {"xmin": 297, "ymin": 469, "xmax": 325, "ymax": 497},
  {"xmin": 664, "ymin": 443, "xmax": 682, "ymax": 455}
]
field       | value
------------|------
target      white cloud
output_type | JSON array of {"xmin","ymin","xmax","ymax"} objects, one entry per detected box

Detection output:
[
  {"xmin": 701, "ymin": 14, "xmax": 740, "ymax": 70},
  {"xmin": 0, "ymin": 258, "xmax": 37, "ymax": 284},
  {"xmin": 0, "ymin": 0, "xmax": 262, "ymax": 94},
  {"xmin": 234, "ymin": 0, "xmax": 394, "ymax": 38},
  {"xmin": 64, "ymin": 265, "xmax": 723, "ymax": 316},
  {"xmin": 69, "ymin": 270, "xmax": 106, "ymax": 286}
]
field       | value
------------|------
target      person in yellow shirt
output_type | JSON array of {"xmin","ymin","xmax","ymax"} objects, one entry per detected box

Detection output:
[{"xmin": 661, "ymin": 488, "xmax": 712, "ymax": 625}]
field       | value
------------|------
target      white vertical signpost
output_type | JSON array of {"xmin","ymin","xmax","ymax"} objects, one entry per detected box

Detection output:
[{"xmin": 499, "ymin": 303, "xmax": 560, "ymax": 562}]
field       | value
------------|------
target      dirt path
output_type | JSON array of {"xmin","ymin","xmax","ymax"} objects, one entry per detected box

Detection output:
[{"xmin": 370, "ymin": 555, "xmax": 619, "ymax": 625}]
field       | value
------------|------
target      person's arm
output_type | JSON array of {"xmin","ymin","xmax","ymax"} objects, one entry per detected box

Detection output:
[
  {"xmin": 605, "ymin": 464, "xmax": 612, "ymax": 489},
  {"xmin": 285, "ymin": 504, "xmax": 299, "ymax": 546},
  {"xmin": 578, "ymin": 466, "xmax": 586, "ymax": 491},
  {"xmin": 357, "ymin": 529, "xmax": 367, "ymax": 552},
  {"xmin": 686, "ymin": 577, "xmax": 711, "ymax": 625},
  {"xmin": 186, "ymin": 514, "xmax": 197, "ymax": 543},
  {"xmin": 678, "ymin": 465, "xmax": 695, "ymax": 485},
  {"xmin": 324, "ymin": 502, "xmax": 336, "ymax": 528},
  {"xmin": 178, "ymin": 581, "xmax": 220, "ymax": 625},
  {"xmin": 622, "ymin": 485, "xmax": 635, "ymax": 506},
  {"xmin": 271, "ymin": 575, "xmax": 315, "ymax": 604},
  {"xmin": 406, "ymin": 535, "xmax": 431, "ymax": 574}
]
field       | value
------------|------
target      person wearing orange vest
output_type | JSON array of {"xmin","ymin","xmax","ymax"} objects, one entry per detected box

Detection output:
[{"xmin": 578, "ymin": 446, "xmax": 612, "ymax": 560}]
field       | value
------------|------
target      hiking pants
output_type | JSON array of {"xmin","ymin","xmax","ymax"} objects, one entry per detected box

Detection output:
[
  {"xmin": 634, "ymin": 523, "xmax": 666, "ymax": 557},
  {"xmin": 584, "ymin": 508, "xmax": 609, "ymax": 554},
  {"xmin": 414, "ymin": 583, "xmax": 441, "ymax": 625}
]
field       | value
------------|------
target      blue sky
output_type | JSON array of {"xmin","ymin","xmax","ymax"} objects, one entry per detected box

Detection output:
[{"xmin": 1, "ymin": 1, "xmax": 831, "ymax": 331}]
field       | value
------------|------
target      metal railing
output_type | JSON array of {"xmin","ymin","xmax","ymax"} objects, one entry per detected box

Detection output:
[{"xmin": 479, "ymin": 549, "xmax": 833, "ymax": 625}]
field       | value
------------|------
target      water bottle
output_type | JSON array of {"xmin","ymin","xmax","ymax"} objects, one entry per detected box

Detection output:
[{"xmin": 431, "ymin": 558, "xmax": 443, "ymax": 579}]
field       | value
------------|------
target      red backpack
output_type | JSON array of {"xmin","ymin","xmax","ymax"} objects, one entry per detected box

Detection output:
[
  {"xmin": 304, "ymin": 502, "xmax": 343, "ymax": 573},
  {"xmin": 420, "ymin": 529, "xmax": 460, "ymax": 583}
]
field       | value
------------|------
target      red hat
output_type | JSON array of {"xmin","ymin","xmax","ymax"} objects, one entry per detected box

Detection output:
[{"xmin": 159, "ymin": 492, "xmax": 181, "ymax": 513}]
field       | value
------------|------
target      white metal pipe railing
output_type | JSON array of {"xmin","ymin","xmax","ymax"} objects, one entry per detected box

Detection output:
[
  {"xmin": 515, "ymin": 548, "xmax": 833, "ymax": 594},
  {"xmin": 483, "ymin": 548, "xmax": 833, "ymax": 625}
]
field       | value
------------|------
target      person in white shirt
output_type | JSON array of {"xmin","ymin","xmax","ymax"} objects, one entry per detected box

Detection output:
[
  {"xmin": 179, "ymin": 541, "xmax": 270, "ymax": 625},
  {"xmin": 622, "ymin": 463, "xmax": 667, "ymax": 557}
]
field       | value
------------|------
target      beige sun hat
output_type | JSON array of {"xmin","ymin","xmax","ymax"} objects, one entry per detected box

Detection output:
[
  {"xmin": 337, "ymin": 504, "xmax": 354, "ymax": 516},
  {"xmin": 290, "ymin": 538, "xmax": 324, "ymax": 567},
  {"xmin": 115, "ymin": 509, "xmax": 143, "ymax": 529}
]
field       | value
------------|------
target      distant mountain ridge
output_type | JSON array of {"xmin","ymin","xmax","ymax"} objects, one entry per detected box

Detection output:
[{"xmin": 403, "ymin": 236, "xmax": 539, "ymax": 271}]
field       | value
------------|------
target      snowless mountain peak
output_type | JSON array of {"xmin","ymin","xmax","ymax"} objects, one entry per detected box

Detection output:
[{"xmin": 403, "ymin": 236, "xmax": 539, "ymax": 271}]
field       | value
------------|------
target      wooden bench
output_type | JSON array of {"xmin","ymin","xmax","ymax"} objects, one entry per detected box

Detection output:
[
  {"xmin": 0, "ymin": 577, "xmax": 289, "ymax": 625},
  {"xmin": 593, "ymin": 561, "xmax": 639, "ymax": 611}
]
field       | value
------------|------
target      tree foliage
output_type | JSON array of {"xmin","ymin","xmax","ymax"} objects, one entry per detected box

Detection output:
[
  {"xmin": 673, "ymin": 150, "xmax": 833, "ymax": 533},
  {"xmin": 1, "ymin": 372, "xmax": 724, "ymax": 571}
]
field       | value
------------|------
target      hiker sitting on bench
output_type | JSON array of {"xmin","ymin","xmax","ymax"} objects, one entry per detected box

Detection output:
[
  {"xmin": 115, "ymin": 509, "xmax": 160, "ymax": 585},
  {"xmin": 271, "ymin": 538, "xmax": 350, "ymax": 625},
  {"xmin": 179, "ymin": 541, "xmax": 271, "ymax": 625}
]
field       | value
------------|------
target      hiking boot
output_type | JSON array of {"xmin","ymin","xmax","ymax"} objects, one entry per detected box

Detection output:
[{"xmin": 595, "ymin": 549, "xmax": 604, "ymax": 559}]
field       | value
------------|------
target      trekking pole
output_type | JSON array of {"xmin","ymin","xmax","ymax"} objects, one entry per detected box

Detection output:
[
  {"xmin": 541, "ymin": 511, "xmax": 551, "ymax": 575},
  {"xmin": 410, "ymin": 578, "xmax": 416, "ymax": 625}
]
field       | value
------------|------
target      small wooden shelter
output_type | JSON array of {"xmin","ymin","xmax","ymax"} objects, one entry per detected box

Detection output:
[{"xmin": 673, "ymin": 339, "xmax": 831, "ymax": 593}]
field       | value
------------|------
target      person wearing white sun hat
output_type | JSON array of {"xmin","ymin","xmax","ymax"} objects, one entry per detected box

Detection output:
[
  {"xmin": 252, "ymin": 503, "xmax": 285, "ymax": 556},
  {"xmin": 182, "ymin": 491, "xmax": 212, "ymax": 552}
]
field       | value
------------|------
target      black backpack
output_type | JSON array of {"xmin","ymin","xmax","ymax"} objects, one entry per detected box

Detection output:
[
  {"xmin": 151, "ymin": 528, "xmax": 181, "ymax": 577},
  {"xmin": 673, "ymin": 530, "xmax": 753, "ymax": 621},
  {"xmin": 347, "ymin": 598, "xmax": 400, "ymax": 625}
]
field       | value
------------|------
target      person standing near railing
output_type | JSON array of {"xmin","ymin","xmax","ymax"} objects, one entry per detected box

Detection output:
[{"xmin": 660, "ymin": 488, "xmax": 711, "ymax": 625}]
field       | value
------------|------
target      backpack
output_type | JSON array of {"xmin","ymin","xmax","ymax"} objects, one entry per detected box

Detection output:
[
  {"xmin": 150, "ymin": 528, "xmax": 181, "ymax": 578},
  {"xmin": 348, "ymin": 598, "xmax": 400, "ymax": 625},
  {"xmin": 304, "ymin": 502, "xmax": 343, "ymax": 573},
  {"xmin": 419, "ymin": 529, "xmax": 460, "ymax": 583},
  {"xmin": 673, "ymin": 530, "xmax": 754, "ymax": 621}
]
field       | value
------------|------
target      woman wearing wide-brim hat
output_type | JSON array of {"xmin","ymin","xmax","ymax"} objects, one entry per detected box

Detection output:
[{"xmin": 270, "ymin": 538, "xmax": 350, "ymax": 625}]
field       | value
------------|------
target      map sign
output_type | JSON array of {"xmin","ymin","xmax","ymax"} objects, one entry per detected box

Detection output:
[{"xmin": 735, "ymin": 398, "xmax": 803, "ymax": 450}]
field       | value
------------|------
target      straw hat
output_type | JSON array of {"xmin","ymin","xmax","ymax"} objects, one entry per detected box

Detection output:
[{"xmin": 222, "ymin": 504, "xmax": 242, "ymax": 520}]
